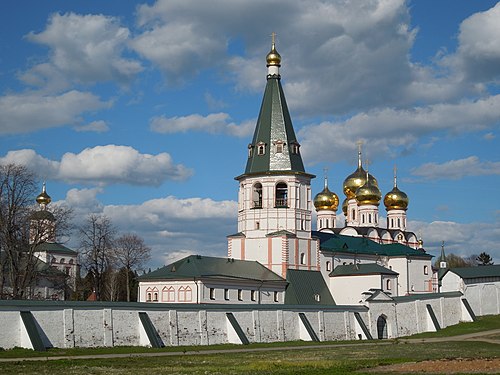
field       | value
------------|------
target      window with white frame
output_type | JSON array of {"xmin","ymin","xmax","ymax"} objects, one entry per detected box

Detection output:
[
  {"xmin": 162, "ymin": 286, "xmax": 175, "ymax": 302},
  {"xmin": 257, "ymin": 142, "xmax": 266, "ymax": 155},
  {"xmin": 209, "ymin": 287, "xmax": 215, "ymax": 300},
  {"xmin": 251, "ymin": 290, "xmax": 256, "ymax": 302},
  {"xmin": 179, "ymin": 286, "xmax": 192, "ymax": 302},
  {"xmin": 275, "ymin": 182, "xmax": 288, "ymax": 207}
]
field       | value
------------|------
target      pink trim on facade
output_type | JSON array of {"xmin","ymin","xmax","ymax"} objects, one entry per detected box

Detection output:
[{"xmin": 268, "ymin": 237, "xmax": 273, "ymax": 270}]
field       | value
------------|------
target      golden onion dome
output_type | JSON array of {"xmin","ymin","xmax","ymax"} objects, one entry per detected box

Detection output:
[
  {"xmin": 342, "ymin": 198, "xmax": 348, "ymax": 216},
  {"xmin": 343, "ymin": 167, "xmax": 378, "ymax": 199},
  {"xmin": 266, "ymin": 43, "xmax": 281, "ymax": 66},
  {"xmin": 355, "ymin": 176, "xmax": 381, "ymax": 206},
  {"xmin": 313, "ymin": 186, "xmax": 339, "ymax": 211},
  {"xmin": 384, "ymin": 186, "xmax": 409, "ymax": 210},
  {"xmin": 36, "ymin": 183, "xmax": 51, "ymax": 207}
]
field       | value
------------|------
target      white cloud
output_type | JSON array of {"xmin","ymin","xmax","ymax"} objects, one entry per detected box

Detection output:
[
  {"xmin": 0, "ymin": 90, "xmax": 110, "ymax": 135},
  {"xmin": 442, "ymin": 3, "xmax": 500, "ymax": 84},
  {"xmin": 150, "ymin": 113, "xmax": 254, "ymax": 137},
  {"xmin": 409, "ymin": 220, "xmax": 500, "ymax": 263},
  {"xmin": 101, "ymin": 196, "xmax": 237, "ymax": 265},
  {"xmin": 131, "ymin": 0, "xmax": 420, "ymax": 113},
  {"xmin": 0, "ymin": 146, "xmax": 192, "ymax": 186},
  {"xmin": 411, "ymin": 156, "xmax": 500, "ymax": 180},
  {"xmin": 26, "ymin": 12, "xmax": 142, "ymax": 86},
  {"xmin": 57, "ymin": 187, "xmax": 104, "ymax": 217},
  {"xmin": 74, "ymin": 120, "xmax": 109, "ymax": 133},
  {"xmin": 483, "ymin": 132, "xmax": 495, "ymax": 140},
  {"xmin": 299, "ymin": 95, "xmax": 500, "ymax": 165}
]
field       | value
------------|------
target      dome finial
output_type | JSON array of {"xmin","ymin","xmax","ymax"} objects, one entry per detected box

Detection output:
[
  {"xmin": 266, "ymin": 32, "xmax": 281, "ymax": 75},
  {"xmin": 393, "ymin": 164, "xmax": 398, "ymax": 188},
  {"xmin": 314, "ymin": 168, "xmax": 339, "ymax": 212},
  {"xmin": 356, "ymin": 140, "xmax": 363, "ymax": 168},
  {"xmin": 36, "ymin": 182, "xmax": 52, "ymax": 210}
]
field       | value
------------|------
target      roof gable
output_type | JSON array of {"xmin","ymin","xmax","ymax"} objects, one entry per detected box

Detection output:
[
  {"xmin": 284, "ymin": 269, "xmax": 335, "ymax": 305},
  {"xmin": 139, "ymin": 255, "xmax": 285, "ymax": 282},
  {"xmin": 314, "ymin": 231, "xmax": 432, "ymax": 258},
  {"xmin": 330, "ymin": 263, "xmax": 398, "ymax": 277},
  {"xmin": 444, "ymin": 264, "xmax": 500, "ymax": 279}
]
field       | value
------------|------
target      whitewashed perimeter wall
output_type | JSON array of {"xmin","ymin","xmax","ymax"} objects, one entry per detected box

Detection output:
[{"xmin": 0, "ymin": 293, "xmax": 472, "ymax": 350}]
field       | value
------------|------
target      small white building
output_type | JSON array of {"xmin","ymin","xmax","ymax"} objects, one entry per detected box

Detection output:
[
  {"xmin": 138, "ymin": 255, "xmax": 287, "ymax": 304},
  {"xmin": 329, "ymin": 263, "xmax": 398, "ymax": 305},
  {"xmin": 440, "ymin": 265, "xmax": 500, "ymax": 316}
]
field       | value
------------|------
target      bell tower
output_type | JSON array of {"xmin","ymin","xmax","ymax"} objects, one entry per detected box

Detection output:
[{"xmin": 228, "ymin": 36, "xmax": 319, "ymax": 278}]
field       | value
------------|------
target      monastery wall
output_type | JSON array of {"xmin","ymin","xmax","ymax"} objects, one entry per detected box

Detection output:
[{"xmin": 0, "ymin": 293, "xmax": 472, "ymax": 350}]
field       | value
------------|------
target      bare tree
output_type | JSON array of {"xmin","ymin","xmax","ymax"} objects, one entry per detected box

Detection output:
[
  {"xmin": 112, "ymin": 233, "xmax": 151, "ymax": 302},
  {"xmin": 79, "ymin": 214, "xmax": 115, "ymax": 301},
  {"xmin": 0, "ymin": 164, "xmax": 39, "ymax": 299}
]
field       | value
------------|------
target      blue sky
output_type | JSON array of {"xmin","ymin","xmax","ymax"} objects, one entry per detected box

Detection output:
[{"xmin": 1, "ymin": 0, "xmax": 499, "ymax": 267}]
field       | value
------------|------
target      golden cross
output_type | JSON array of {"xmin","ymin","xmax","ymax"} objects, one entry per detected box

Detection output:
[{"xmin": 271, "ymin": 32, "xmax": 276, "ymax": 45}]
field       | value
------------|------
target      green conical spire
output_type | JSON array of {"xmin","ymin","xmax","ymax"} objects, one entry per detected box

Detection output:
[{"xmin": 241, "ymin": 40, "xmax": 309, "ymax": 178}]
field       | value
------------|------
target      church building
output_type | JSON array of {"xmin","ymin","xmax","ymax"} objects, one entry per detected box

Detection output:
[{"xmin": 139, "ymin": 39, "xmax": 435, "ymax": 304}]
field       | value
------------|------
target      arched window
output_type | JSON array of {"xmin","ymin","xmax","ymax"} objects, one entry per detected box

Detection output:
[
  {"xmin": 178, "ymin": 286, "xmax": 192, "ymax": 302},
  {"xmin": 424, "ymin": 265, "xmax": 429, "ymax": 275},
  {"xmin": 300, "ymin": 253, "xmax": 306, "ymax": 265},
  {"xmin": 257, "ymin": 142, "xmax": 266, "ymax": 155},
  {"xmin": 146, "ymin": 287, "xmax": 158, "ymax": 302},
  {"xmin": 69, "ymin": 259, "xmax": 74, "ymax": 265},
  {"xmin": 386, "ymin": 279, "xmax": 391, "ymax": 290},
  {"xmin": 162, "ymin": 286, "xmax": 175, "ymax": 302},
  {"xmin": 352, "ymin": 209, "xmax": 356, "ymax": 221},
  {"xmin": 275, "ymin": 182, "xmax": 288, "ymax": 208},
  {"xmin": 253, "ymin": 183, "xmax": 263, "ymax": 208},
  {"xmin": 60, "ymin": 258, "xmax": 65, "ymax": 264},
  {"xmin": 326, "ymin": 261, "xmax": 331, "ymax": 272}
]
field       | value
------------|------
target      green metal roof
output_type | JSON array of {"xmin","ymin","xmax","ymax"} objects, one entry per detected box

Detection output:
[
  {"xmin": 441, "ymin": 264, "xmax": 500, "ymax": 280},
  {"xmin": 314, "ymin": 231, "xmax": 432, "ymax": 258},
  {"xmin": 284, "ymin": 269, "xmax": 335, "ymax": 305},
  {"xmin": 35, "ymin": 242, "xmax": 78, "ymax": 256},
  {"xmin": 139, "ymin": 255, "xmax": 285, "ymax": 282},
  {"xmin": 239, "ymin": 76, "xmax": 311, "ymax": 178},
  {"xmin": 330, "ymin": 263, "xmax": 398, "ymax": 277}
]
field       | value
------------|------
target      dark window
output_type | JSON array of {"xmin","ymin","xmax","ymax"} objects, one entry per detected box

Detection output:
[
  {"xmin": 253, "ymin": 183, "xmax": 263, "ymax": 208},
  {"xmin": 275, "ymin": 182, "xmax": 288, "ymax": 208}
]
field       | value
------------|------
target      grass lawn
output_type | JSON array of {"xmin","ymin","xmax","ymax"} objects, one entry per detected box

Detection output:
[
  {"xmin": 404, "ymin": 314, "xmax": 500, "ymax": 338},
  {"xmin": 0, "ymin": 315, "xmax": 498, "ymax": 374}
]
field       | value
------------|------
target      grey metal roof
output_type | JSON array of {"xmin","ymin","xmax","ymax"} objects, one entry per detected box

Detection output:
[
  {"xmin": 330, "ymin": 263, "xmax": 398, "ymax": 277},
  {"xmin": 139, "ymin": 255, "xmax": 285, "ymax": 283},
  {"xmin": 35, "ymin": 242, "xmax": 78, "ymax": 256},
  {"xmin": 440, "ymin": 264, "xmax": 500, "ymax": 280},
  {"xmin": 284, "ymin": 269, "xmax": 336, "ymax": 305}
]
